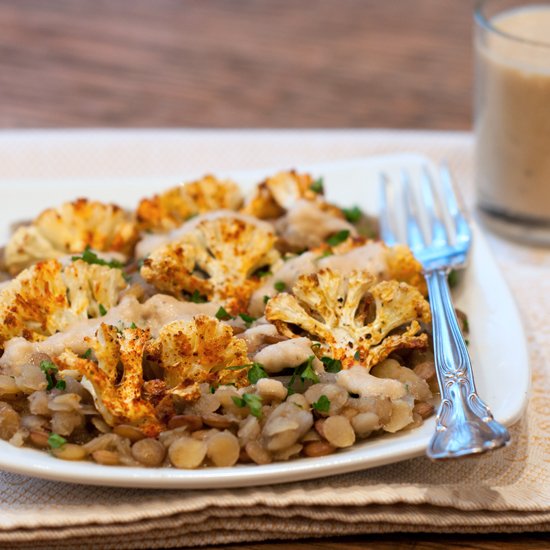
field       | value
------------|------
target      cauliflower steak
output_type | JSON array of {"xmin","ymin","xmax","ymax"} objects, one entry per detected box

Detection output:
[
  {"xmin": 136, "ymin": 175, "xmax": 243, "ymax": 232},
  {"xmin": 266, "ymin": 267, "xmax": 431, "ymax": 369},
  {"xmin": 141, "ymin": 216, "xmax": 281, "ymax": 314},
  {"xmin": 5, "ymin": 198, "xmax": 137, "ymax": 274}
]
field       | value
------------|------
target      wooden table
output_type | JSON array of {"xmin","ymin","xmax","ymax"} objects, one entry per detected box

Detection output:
[{"xmin": 0, "ymin": 1, "xmax": 546, "ymax": 549}]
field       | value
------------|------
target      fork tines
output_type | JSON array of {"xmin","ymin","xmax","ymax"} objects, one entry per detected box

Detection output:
[{"xmin": 379, "ymin": 164, "xmax": 472, "ymax": 268}]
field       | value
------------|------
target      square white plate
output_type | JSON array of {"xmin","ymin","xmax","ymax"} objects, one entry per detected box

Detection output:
[{"xmin": 0, "ymin": 148, "xmax": 529, "ymax": 489}]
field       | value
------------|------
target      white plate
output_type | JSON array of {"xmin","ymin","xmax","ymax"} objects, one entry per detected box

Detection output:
[{"xmin": 0, "ymin": 150, "xmax": 529, "ymax": 489}]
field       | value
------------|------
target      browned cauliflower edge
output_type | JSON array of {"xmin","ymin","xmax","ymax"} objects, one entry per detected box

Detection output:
[
  {"xmin": 265, "ymin": 267, "xmax": 431, "ymax": 369},
  {"xmin": 136, "ymin": 175, "xmax": 243, "ymax": 232}
]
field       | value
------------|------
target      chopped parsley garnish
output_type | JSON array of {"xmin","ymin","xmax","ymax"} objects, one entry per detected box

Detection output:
[
  {"xmin": 465, "ymin": 338, "xmax": 470, "ymax": 346},
  {"xmin": 310, "ymin": 178, "xmax": 324, "ymax": 194},
  {"xmin": 40, "ymin": 360, "xmax": 59, "ymax": 391},
  {"xmin": 189, "ymin": 290, "xmax": 208, "ymax": 303},
  {"xmin": 274, "ymin": 281, "xmax": 286, "ymax": 292},
  {"xmin": 215, "ymin": 306, "xmax": 233, "ymax": 321},
  {"xmin": 288, "ymin": 355, "xmax": 319, "ymax": 393},
  {"xmin": 247, "ymin": 362, "xmax": 268, "ymax": 384},
  {"xmin": 448, "ymin": 269, "xmax": 459, "ymax": 288},
  {"xmin": 311, "ymin": 342, "xmax": 322, "ymax": 350},
  {"xmin": 47, "ymin": 433, "xmax": 67, "ymax": 449},
  {"xmin": 209, "ymin": 385, "xmax": 217, "ymax": 394},
  {"xmin": 130, "ymin": 322, "xmax": 137, "ymax": 329},
  {"xmin": 321, "ymin": 356, "xmax": 342, "ymax": 373},
  {"xmin": 263, "ymin": 295, "xmax": 270, "ymax": 305},
  {"xmin": 342, "ymin": 206, "xmax": 362, "ymax": 223},
  {"xmin": 81, "ymin": 348, "xmax": 92, "ymax": 360},
  {"xmin": 326, "ymin": 230, "xmax": 350, "ymax": 247},
  {"xmin": 55, "ymin": 379, "xmax": 66, "ymax": 391},
  {"xmin": 312, "ymin": 395, "xmax": 331, "ymax": 413},
  {"xmin": 232, "ymin": 394, "xmax": 263, "ymax": 418},
  {"xmin": 71, "ymin": 246, "xmax": 123, "ymax": 269},
  {"xmin": 318, "ymin": 250, "xmax": 333, "ymax": 259},
  {"xmin": 98, "ymin": 304, "xmax": 107, "ymax": 316},
  {"xmin": 255, "ymin": 266, "xmax": 272, "ymax": 278},
  {"xmin": 238, "ymin": 313, "xmax": 256, "ymax": 327},
  {"xmin": 462, "ymin": 317, "xmax": 470, "ymax": 333},
  {"xmin": 353, "ymin": 350, "xmax": 361, "ymax": 361}
]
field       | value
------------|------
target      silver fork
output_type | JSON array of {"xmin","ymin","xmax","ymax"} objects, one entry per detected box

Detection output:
[{"xmin": 380, "ymin": 163, "xmax": 510, "ymax": 460}]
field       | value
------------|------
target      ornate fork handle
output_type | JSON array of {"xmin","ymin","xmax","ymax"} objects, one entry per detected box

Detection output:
[{"xmin": 425, "ymin": 268, "xmax": 510, "ymax": 460}]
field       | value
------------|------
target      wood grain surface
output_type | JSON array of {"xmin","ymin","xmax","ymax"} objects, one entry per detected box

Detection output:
[
  {"xmin": 0, "ymin": 1, "xmax": 545, "ymax": 549},
  {"xmin": 0, "ymin": 0, "xmax": 473, "ymax": 129}
]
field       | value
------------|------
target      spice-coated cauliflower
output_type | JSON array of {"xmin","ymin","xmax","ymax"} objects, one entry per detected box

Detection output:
[
  {"xmin": 136, "ymin": 175, "xmax": 243, "ymax": 232},
  {"xmin": 141, "ymin": 216, "xmax": 281, "ymax": 314},
  {"xmin": 55, "ymin": 324, "xmax": 162, "ymax": 436},
  {"xmin": 5, "ymin": 198, "xmax": 138, "ymax": 274},
  {"xmin": 0, "ymin": 259, "xmax": 127, "ymax": 349},
  {"xmin": 315, "ymin": 237, "xmax": 427, "ymax": 295},
  {"xmin": 265, "ymin": 267, "xmax": 431, "ymax": 369},
  {"xmin": 145, "ymin": 316, "xmax": 250, "ymax": 401},
  {"xmin": 241, "ymin": 170, "xmax": 342, "ymax": 220}
]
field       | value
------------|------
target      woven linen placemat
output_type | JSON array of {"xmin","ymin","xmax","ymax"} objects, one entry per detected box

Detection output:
[{"xmin": 0, "ymin": 130, "xmax": 548, "ymax": 549}]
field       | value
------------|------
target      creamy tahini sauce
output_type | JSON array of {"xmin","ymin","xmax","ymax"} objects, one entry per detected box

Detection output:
[{"xmin": 476, "ymin": 6, "xmax": 550, "ymax": 220}]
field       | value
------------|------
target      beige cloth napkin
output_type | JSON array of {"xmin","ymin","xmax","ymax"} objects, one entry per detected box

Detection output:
[{"xmin": 0, "ymin": 130, "xmax": 548, "ymax": 549}]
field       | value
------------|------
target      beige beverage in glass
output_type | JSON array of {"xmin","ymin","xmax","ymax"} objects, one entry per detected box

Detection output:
[{"xmin": 475, "ymin": 0, "xmax": 550, "ymax": 243}]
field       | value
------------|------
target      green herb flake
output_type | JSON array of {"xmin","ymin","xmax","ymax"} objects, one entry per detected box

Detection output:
[
  {"xmin": 47, "ymin": 433, "xmax": 67, "ymax": 449},
  {"xmin": 130, "ymin": 322, "xmax": 137, "ymax": 329},
  {"xmin": 40, "ymin": 360, "xmax": 58, "ymax": 391},
  {"xmin": 312, "ymin": 395, "xmax": 331, "ymax": 413},
  {"xmin": 353, "ymin": 350, "xmax": 361, "ymax": 361},
  {"xmin": 462, "ymin": 317, "xmax": 470, "ymax": 333},
  {"xmin": 326, "ymin": 230, "xmax": 350, "ymax": 247},
  {"xmin": 321, "ymin": 356, "xmax": 342, "ymax": 373},
  {"xmin": 255, "ymin": 266, "xmax": 272, "ymax": 278},
  {"xmin": 263, "ymin": 295, "xmax": 270, "ymax": 305},
  {"xmin": 209, "ymin": 385, "xmax": 217, "ymax": 394},
  {"xmin": 465, "ymin": 338, "xmax": 470, "ymax": 346},
  {"xmin": 81, "ymin": 348, "xmax": 92, "ymax": 360},
  {"xmin": 448, "ymin": 269, "xmax": 459, "ymax": 288},
  {"xmin": 215, "ymin": 306, "xmax": 233, "ymax": 321},
  {"xmin": 238, "ymin": 313, "xmax": 256, "ymax": 327},
  {"xmin": 247, "ymin": 362, "xmax": 268, "ymax": 384},
  {"xmin": 189, "ymin": 290, "xmax": 207, "ymax": 303},
  {"xmin": 342, "ymin": 206, "xmax": 362, "ymax": 223},
  {"xmin": 310, "ymin": 178, "xmax": 324, "ymax": 194},
  {"xmin": 274, "ymin": 281, "xmax": 286, "ymax": 292},
  {"xmin": 227, "ymin": 363, "xmax": 252, "ymax": 371},
  {"xmin": 55, "ymin": 379, "xmax": 66, "ymax": 391},
  {"xmin": 71, "ymin": 246, "xmax": 123, "ymax": 269},
  {"xmin": 232, "ymin": 393, "xmax": 263, "ymax": 418},
  {"xmin": 311, "ymin": 342, "xmax": 322, "ymax": 350},
  {"xmin": 288, "ymin": 355, "xmax": 320, "ymax": 391},
  {"xmin": 98, "ymin": 304, "xmax": 107, "ymax": 316}
]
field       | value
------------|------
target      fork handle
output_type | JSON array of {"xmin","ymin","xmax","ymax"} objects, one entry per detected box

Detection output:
[{"xmin": 424, "ymin": 268, "xmax": 510, "ymax": 460}]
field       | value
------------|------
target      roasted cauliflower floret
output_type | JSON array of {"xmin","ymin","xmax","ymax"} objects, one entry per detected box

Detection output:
[
  {"xmin": 0, "ymin": 259, "xmax": 127, "ymax": 349},
  {"xmin": 136, "ymin": 175, "xmax": 243, "ymax": 232},
  {"xmin": 242, "ymin": 170, "xmax": 343, "ymax": 219},
  {"xmin": 55, "ymin": 324, "xmax": 162, "ymax": 436},
  {"xmin": 265, "ymin": 268, "xmax": 431, "ymax": 369},
  {"xmin": 141, "ymin": 216, "xmax": 281, "ymax": 314},
  {"xmin": 0, "ymin": 260, "xmax": 69, "ymax": 348},
  {"xmin": 63, "ymin": 259, "xmax": 128, "ymax": 319},
  {"xmin": 145, "ymin": 316, "xmax": 250, "ymax": 400},
  {"xmin": 5, "ymin": 198, "xmax": 137, "ymax": 274}
]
